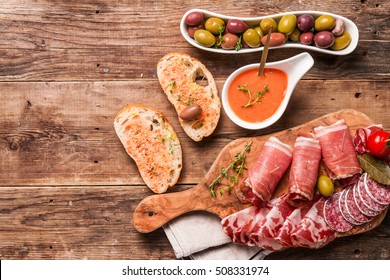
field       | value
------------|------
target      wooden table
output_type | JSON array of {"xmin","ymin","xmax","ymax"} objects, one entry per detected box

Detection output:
[{"xmin": 0, "ymin": 0, "xmax": 389, "ymax": 260}]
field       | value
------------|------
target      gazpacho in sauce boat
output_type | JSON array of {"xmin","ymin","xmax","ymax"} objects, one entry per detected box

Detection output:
[{"xmin": 227, "ymin": 68, "xmax": 288, "ymax": 123}]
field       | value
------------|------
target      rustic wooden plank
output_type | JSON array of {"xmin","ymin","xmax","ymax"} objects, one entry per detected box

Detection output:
[
  {"xmin": 0, "ymin": 1, "xmax": 389, "ymax": 81},
  {"xmin": 0, "ymin": 185, "xmax": 177, "ymax": 259},
  {"xmin": 0, "ymin": 80, "xmax": 389, "ymax": 186},
  {"xmin": 1, "ymin": 44, "xmax": 389, "ymax": 81},
  {"xmin": 0, "ymin": 185, "xmax": 388, "ymax": 260}
]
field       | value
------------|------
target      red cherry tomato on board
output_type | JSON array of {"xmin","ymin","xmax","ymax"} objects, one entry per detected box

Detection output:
[{"xmin": 367, "ymin": 130, "xmax": 390, "ymax": 158}]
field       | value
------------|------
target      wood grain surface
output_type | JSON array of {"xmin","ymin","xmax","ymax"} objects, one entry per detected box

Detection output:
[{"xmin": 0, "ymin": 0, "xmax": 389, "ymax": 260}]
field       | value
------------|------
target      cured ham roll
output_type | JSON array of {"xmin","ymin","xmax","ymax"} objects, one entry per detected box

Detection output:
[
  {"xmin": 245, "ymin": 136, "xmax": 293, "ymax": 202},
  {"xmin": 288, "ymin": 136, "xmax": 322, "ymax": 207},
  {"xmin": 314, "ymin": 119, "xmax": 362, "ymax": 180}
]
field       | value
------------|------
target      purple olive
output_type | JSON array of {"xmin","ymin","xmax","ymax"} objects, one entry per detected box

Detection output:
[
  {"xmin": 300, "ymin": 32, "xmax": 314, "ymax": 45},
  {"xmin": 184, "ymin": 11, "xmax": 204, "ymax": 26},
  {"xmin": 179, "ymin": 104, "xmax": 202, "ymax": 121},
  {"xmin": 297, "ymin": 14, "xmax": 315, "ymax": 32},
  {"xmin": 226, "ymin": 19, "xmax": 249, "ymax": 34},
  {"xmin": 221, "ymin": 33, "xmax": 239, "ymax": 50},
  {"xmin": 314, "ymin": 31, "xmax": 335, "ymax": 48}
]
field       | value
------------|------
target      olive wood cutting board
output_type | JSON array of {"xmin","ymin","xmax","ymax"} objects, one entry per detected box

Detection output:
[{"xmin": 133, "ymin": 109, "xmax": 388, "ymax": 235}]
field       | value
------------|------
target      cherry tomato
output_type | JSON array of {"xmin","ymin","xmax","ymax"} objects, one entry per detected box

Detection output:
[{"xmin": 367, "ymin": 130, "xmax": 390, "ymax": 158}]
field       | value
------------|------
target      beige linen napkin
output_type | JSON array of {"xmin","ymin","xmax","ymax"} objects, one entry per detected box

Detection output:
[{"xmin": 163, "ymin": 211, "xmax": 270, "ymax": 259}]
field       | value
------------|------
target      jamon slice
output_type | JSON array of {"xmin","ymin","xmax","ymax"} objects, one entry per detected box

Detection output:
[
  {"xmin": 276, "ymin": 206, "xmax": 310, "ymax": 247},
  {"xmin": 221, "ymin": 205, "xmax": 258, "ymax": 241},
  {"xmin": 287, "ymin": 136, "xmax": 322, "ymax": 207},
  {"xmin": 245, "ymin": 136, "xmax": 293, "ymax": 202},
  {"xmin": 291, "ymin": 197, "xmax": 337, "ymax": 248},
  {"xmin": 314, "ymin": 119, "xmax": 362, "ymax": 179},
  {"xmin": 250, "ymin": 195, "xmax": 295, "ymax": 251},
  {"xmin": 235, "ymin": 201, "xmax": 276, "ymax": 245},
  {"xmin": 221, "ymin": 199, "xmax": 275, "ymax": 245}
]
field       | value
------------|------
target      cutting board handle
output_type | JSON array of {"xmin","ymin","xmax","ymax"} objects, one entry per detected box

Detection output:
[{"xmin": 133, "ymin": 185, "xmax": 207, "ymax": 233}]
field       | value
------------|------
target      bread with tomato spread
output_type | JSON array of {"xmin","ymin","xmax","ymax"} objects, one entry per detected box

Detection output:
[
  {"xmin": 157, "ymin": 52, "xmax": 221, "ymax": 142},
  {"xmin": 114, "ymin": 104, "xmax": 182, "ymax": 193}
]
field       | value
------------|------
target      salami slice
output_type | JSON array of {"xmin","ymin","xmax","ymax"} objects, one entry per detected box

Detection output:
[
  {"xmin": 354, "ymin": 176, "xmax": 382, "ymax": 216},
  {"xmin": 324, "ymin": 192, "xmax": 354, "ymax": 232},
  {"xmin": 358, "ymin": 173, "xmax": 387, "ymax": 213},
  {"xmin": 339, "ymin": 187, "xmax": 364, "ymax": 225},
  {"xmin": 344, "ymin": 187, "xmax": 373, "ymax": 224},
  {"xmin": 364, "ymin": 174, "xmax": 390, "ymax": 205}
]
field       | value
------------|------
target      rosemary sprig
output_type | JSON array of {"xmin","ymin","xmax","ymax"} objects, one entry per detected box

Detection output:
[
  {"xmin": 235, "ymin": 35, "xmax": 242, "ymax": 51},
  {"xmin": 239, "ymin": 84, "xmax": 269, "ymax": 108},
  {"xmin": 214, "ymin": 25, "xmax": 225, "ymax": 48},
  {"xmin": 209, "ymin": 141, "xmax": 253, "ymax": 197}
]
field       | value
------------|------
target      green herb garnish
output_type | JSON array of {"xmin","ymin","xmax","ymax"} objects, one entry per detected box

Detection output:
[
  {"xmin": 185, "ymin": 99, "xmax": 194, "ymax": 106},
  {"xmin": 214, "ymin": 25, "xmax": 225, "ymax": 48},
  {"xmin": 209, "ymin": 141, "xmax": 252, "ymax": 197},
  {"xmin": 169, "ymin": 81, "xmax": 176, "ymax": 93},
  {"xmin": 238, "ymin": 84, "xmax": 269, "ymax": 108},
  {"xmin": 235, "ymin": 35, "xmax": 242, "ymax": 51}
]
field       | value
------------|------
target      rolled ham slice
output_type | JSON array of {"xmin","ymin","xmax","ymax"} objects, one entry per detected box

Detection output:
[
  {"xmin": 288, "ymin": 136, "xmax": 322, "ymax": 207},
  {"xmin": 245, "ymin": 136, "xmax": 293, "ymax": 202},
  {"xmin": 314, "ymin": 119, "xmax": 362, "ymax": 180}
]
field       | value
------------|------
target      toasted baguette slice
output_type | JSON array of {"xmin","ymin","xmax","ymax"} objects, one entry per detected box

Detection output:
[
  {"xmin": 157, "ymin": 52, "xmax": 221, "ymax": 142},
  {"xmin": 114, "ymin": 104, "xmax": 182, "ymax": 194}
]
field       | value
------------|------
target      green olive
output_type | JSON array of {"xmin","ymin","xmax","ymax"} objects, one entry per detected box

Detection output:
[
  {"xmin": 254, "ymin": 26, "xmax": 264, "ymax": 39},
  {"xmin": 278, "ymin": 14, "xmax": 297, "ymax": 35},
  {"xmin": 194, "ymin": 29, "xmax": 216, "ymax": 47},
  {"xmin": 243, "ymin": 28, "xmax": 261, "ymax": 48},
  {"xmin": 204, "ymin": 17, "xmax": 225, "ymax": 35},
  {"xmin": 316, "ymin": 175, "xmax": 334, "ymax": 197},
  {"xmin": 260, "ymin": 17, "xmax": 277, "ymax": 34},
  {"xmin": 331, "ymin": 32, "xmax": 352, "ymax": 50},
  {"xmin": 288, "ymin": 27, "xmax": 301, "ymax": 41},
  {"xmin": 315, "ymin": 15, "xmax": 336, "ymax": 31}
]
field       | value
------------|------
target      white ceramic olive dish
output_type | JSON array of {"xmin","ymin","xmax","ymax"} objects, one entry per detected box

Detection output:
[
  {"xmin": 222, "ymin": 52, "xmax": 314, "ymax": 130},
  {"xmin": 180, "ymin": 9, "xmax": 359, "ymax": 55}
]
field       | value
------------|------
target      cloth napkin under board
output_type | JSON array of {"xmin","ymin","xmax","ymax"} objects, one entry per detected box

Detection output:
[{"xmin": 163, "ymin": 211, "xmax": 270, "ymax": 260}]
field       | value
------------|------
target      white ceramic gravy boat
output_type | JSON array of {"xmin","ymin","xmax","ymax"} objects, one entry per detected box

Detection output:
[
  {"xmin": 180, "ymin": 9, "xmax": 359, "ymax": 55},
  {"xmin": 222, "ymin": 52, "xmax": 314, "ymax": 130}
]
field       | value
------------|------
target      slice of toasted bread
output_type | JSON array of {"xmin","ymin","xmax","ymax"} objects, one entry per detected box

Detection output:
[
  {"xmin": 157, "ymin": 52, "xmax": 221, "ymax": 142},
  {"xmin": 114, "ymin": 104, "xmax": 182, "ymax": 194}
]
